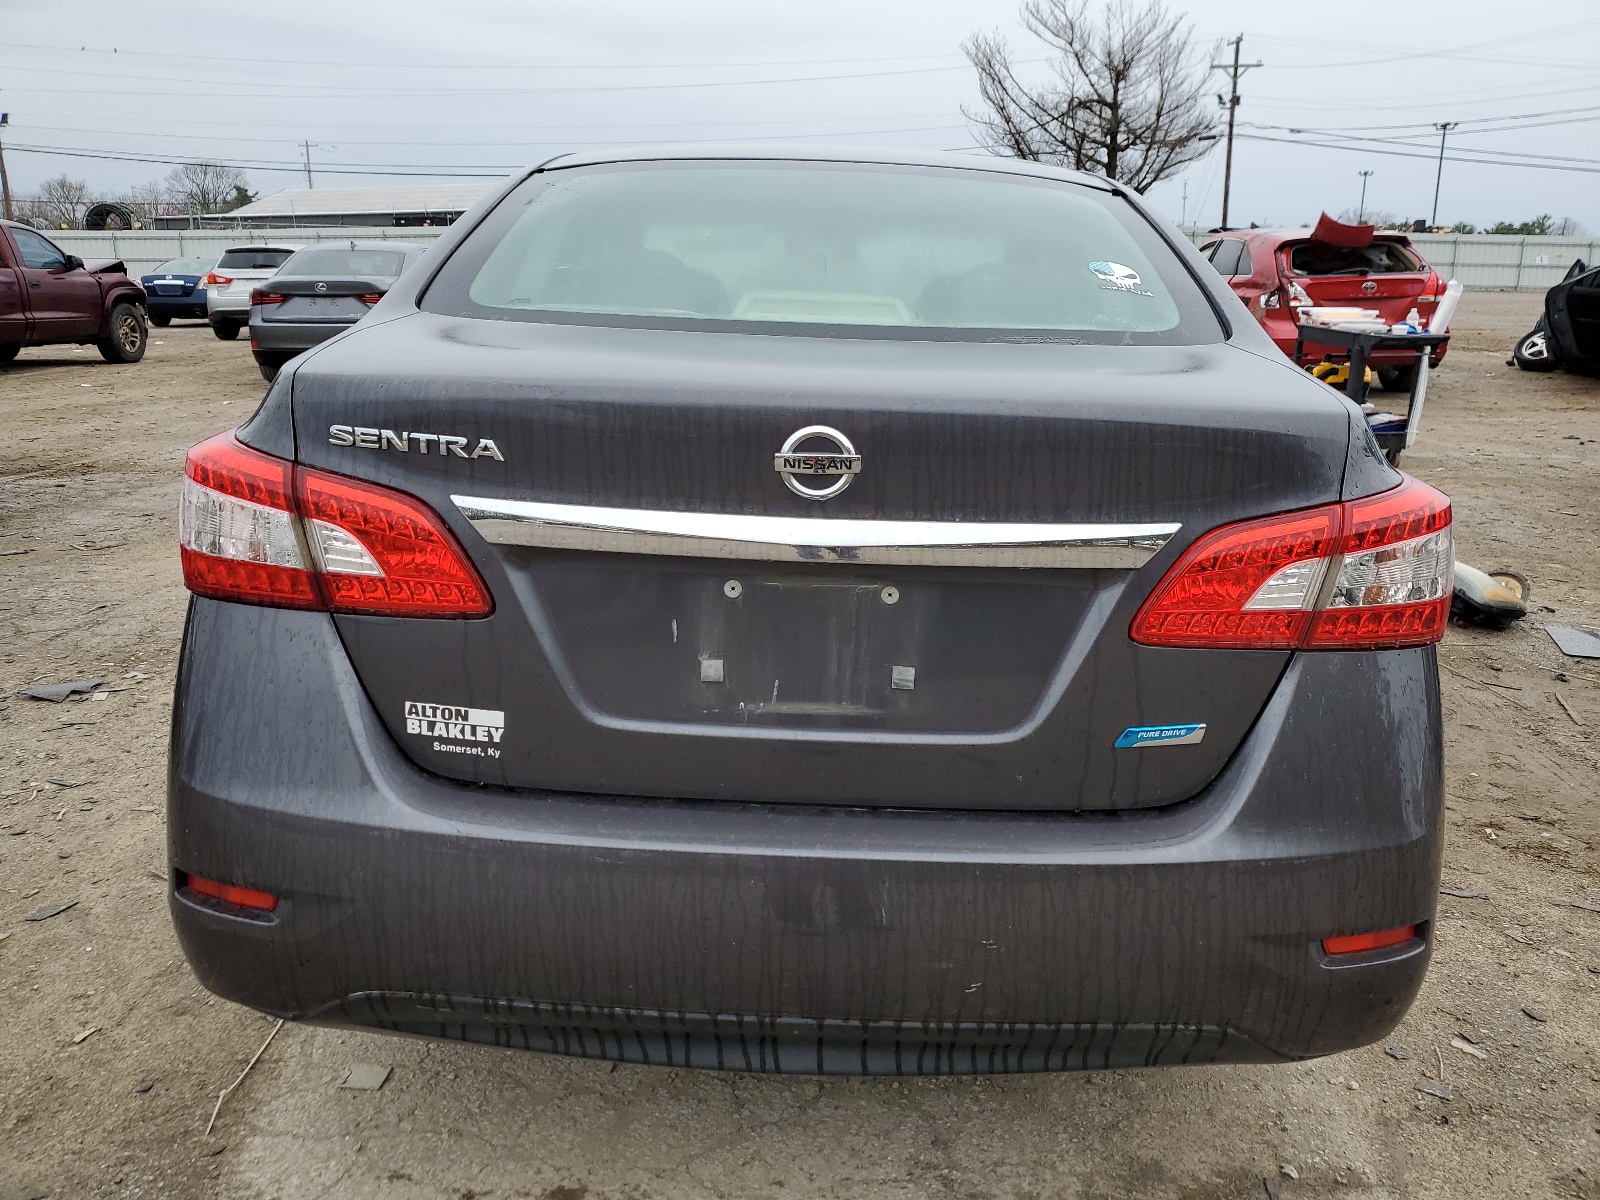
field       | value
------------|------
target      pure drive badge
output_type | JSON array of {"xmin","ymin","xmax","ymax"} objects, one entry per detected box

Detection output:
[{"xmin": 405, "ymin": 701, "xmax": 505, "ymax": 758}]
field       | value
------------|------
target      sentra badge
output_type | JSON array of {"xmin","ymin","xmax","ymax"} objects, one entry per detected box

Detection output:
[
  {"xmin": 773, "ymin": 425, "xmax": 861, "ymax": 500},
  {"xmin": 330, "ymin": 424, "xmax": 504, "ymax": 461},
  {"xmin": 405, "ymin": 701, "xmax": 505, "ymax": 758}
]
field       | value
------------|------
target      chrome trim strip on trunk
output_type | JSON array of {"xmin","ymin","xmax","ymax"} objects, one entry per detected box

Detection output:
[{"xmin": 451, "ymin": 496, "xmax": 1179, "ymax": 569}]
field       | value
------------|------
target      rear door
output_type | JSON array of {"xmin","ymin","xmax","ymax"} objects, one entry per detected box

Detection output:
[
  {"xmin": 1285, "ymin": 237, "xmax": 1430, "ymax": 323},
  {"xmin": 0, "ymin": 230, "xmax": 25, "ymax": 343}
]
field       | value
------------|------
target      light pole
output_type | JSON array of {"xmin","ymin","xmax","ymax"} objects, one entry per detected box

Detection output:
[
  {"xmin": 1430, "ymin": 123, "xmax": 1458, "ymax": 229},
  {"xmin": 1357, "ymin": 170, "xmax": 1374, "ymax": 224},
  {"xmin": 1210, "ymin": 35, "xmax": 1261, "ymax": 230},
  {"xmin": 0, "ymin": 113, "xmax": 13, "ymax": 223}
]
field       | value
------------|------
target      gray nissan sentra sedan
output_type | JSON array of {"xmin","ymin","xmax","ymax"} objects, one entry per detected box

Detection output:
[{"xmin": 171, "ymin": 147, "xmax": 1450, "ymax": 1075}]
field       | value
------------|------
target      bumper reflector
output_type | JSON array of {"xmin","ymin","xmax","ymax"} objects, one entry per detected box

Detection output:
[
  {"xmin": 1322, "ymin": 925, "xmax": 1416, "ymax": 955},
  {"xmin": 183, "ymin": 873, "xmax": 280, "ymax": 913}
]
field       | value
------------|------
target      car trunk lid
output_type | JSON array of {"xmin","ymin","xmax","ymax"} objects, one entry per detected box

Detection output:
[
  {"xmin": 287, "ymin": 312, "xmax": 1351, "ymax": 812},
  {"xmin": 262, "ymin": 277, "xmax": 387, "ymax": 323}
]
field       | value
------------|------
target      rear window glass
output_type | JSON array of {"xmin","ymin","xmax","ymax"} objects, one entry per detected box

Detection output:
[
  {"xmin": 1287, "ymin": 241, "xmax": 1421, "ymax": 276},
  {"xmin": 424, "ymin": 162, "xmax": 1221, "ymax": 343},
  {"xmin": 217, "ymin": 249, "xmax": 296, "ymax": 270},
  {"xmin": 153, "ymin": 256, "xmax": 214, "ymax": 275},
  {"xmin": 281, "ymin": 247, "xmax": 408, "ymax": 278}
]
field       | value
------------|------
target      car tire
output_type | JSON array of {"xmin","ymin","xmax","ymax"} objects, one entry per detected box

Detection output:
[
  {"xmin": 1512, "ymin": 324, "xmax": 1560, "ymax": 372},
  {"xmin": 1378, "ymin": 365, "xmax": 1417, "ymax": 393},
  {"xmin": 258, "ymin": 360, "xmax": 280, "ymax": 382},
  {"xmin": 150, "ymin": 314, "xmax": 172, "ymax": 328},
  {"xmin": 212, "ymin": 320, "xmax": 242, "ymax": 341},
  {"xmin": 0, "ymin": 342, "xmax": 20, "ymax": 365},
  {"xmin": 96, "ymin": 301, "xmax": 148, "ymax": 364}
]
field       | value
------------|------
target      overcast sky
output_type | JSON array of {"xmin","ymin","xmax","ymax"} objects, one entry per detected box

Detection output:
[{"xmin": 3, "ymin": 0, "xmax": 1599, "ymax": 230}]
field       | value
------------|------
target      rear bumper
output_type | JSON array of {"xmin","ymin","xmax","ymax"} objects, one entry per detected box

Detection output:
[
  {"xmin": 169, "ymin": 599, "xmax": 1443, "ymax": 1075},
  {"xmin": 249, "ymin": 319, "xmax": 352, "ymax": 354},
  {"xmin": 146, "ymin": 296, "xmax": 207, "ymax": 319}
]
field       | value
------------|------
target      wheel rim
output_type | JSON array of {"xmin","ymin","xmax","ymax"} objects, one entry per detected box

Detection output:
[{"xmin": 117, "ymin": 313, "xmax": 141, "ymax": 354}]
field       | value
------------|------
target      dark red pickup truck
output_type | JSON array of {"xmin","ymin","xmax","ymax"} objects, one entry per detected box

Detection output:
[{"xmin": 0, "ymin": 219, "xmax": 148, "ymax": 365}]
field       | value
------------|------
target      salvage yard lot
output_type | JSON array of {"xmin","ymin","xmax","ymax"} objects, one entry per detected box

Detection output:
[{"xmin": 1, "ymin": 295, "xmax": 1597, "ymax": 1200}]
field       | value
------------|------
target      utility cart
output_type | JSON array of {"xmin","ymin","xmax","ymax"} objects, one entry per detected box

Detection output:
[{"xmin": 1293, "ymin": 324, "xmax": 1450, "ymax": 465}]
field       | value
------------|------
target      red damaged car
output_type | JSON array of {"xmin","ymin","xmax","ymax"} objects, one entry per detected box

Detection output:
[{"xmin": 1200, "ymin": 217, "xmax": 1449, "ymax": 390}]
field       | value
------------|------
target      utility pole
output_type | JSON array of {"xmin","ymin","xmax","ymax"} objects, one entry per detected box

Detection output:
[
  {"xmin": 1430, "ymin": 123, "xmax": 1457, "ymax": 228},
  {"xmin": 0, "ymin": 113, "xmax": 13, "ymax": 223},
  {"xmin": 1180, "ymin": 179, "xmax": 1189, "ymax": 230},
  {"xmin": 1357, "ymin": 170, "xmax": 1374, "ymax": 223},
  {"xmin": 1210, "ymin": 36, "xmax": 1261, "ymax": 230},
  {"xmin": 303, "ymin": 140, "xmax": 314, "ymax": 189}
]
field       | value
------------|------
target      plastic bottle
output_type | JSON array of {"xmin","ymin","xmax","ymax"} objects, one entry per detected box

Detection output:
[{"xmin": 1402, "ymin": 307, "xmax": 1422, "ymax": 332}]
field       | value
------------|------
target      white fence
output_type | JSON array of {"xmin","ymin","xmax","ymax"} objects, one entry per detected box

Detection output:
[
  {"xmin": 48, "ymin": 226, "xmax": 448, "ymax": 280},
  {"xmin": 48, "ymin": 226, "xmax": 1600, "ymax": 291}
]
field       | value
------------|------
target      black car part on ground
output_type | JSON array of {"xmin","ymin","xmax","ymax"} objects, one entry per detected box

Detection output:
[{"xmin": 1513, "ymin": 259, "xmax": 1600, "ymax": 375}]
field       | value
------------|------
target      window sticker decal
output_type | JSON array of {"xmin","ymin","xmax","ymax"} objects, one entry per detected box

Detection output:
[{"xmin": 1089, "ymin": 261, "xmax": 1154, "ymax": 297}]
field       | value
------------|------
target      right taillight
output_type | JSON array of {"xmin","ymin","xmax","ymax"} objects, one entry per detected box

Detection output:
[
  {"xmin": 1132, "ymin": 476, "xmax": 1451, "ymax": 651},
  {"xmin": 179, "ymin": 431, "xmax": 492, "ymax": 618},
  {"xmin": 250, "ymin": 288, "xmax": 285, "ymax": 306}
]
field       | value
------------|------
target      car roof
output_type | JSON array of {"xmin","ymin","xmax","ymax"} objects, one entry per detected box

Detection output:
[
  {"xmin": 533, "ymin": 143, "xmax": 1116, "ymax": 192},
  {"xmin": 286, "ymin": 240, "xmax": 426, "ymax": 252}
]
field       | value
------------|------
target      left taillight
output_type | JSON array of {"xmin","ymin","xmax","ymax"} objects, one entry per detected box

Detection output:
[
  {"xmin": 180, "ymin": 431, "xmax": 492, "ymax": 618},
  {"xmin": 1132, "ymin": 475, "xmax": 1451, "ymax": 652}
]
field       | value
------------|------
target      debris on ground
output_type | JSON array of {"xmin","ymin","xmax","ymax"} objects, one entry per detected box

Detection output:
[
  {"xmin": 72, "ymin": 1027, "xmax": 99, "ymax": 1045},
  {"xmin": 1451, "ymin": 1037, "xmax": 1488, "ymax": 1060},
  {"xmin": 1547, "ymin": 627, "xmax": 1600, "ymax": 658},
  {"xmin": 18, "ymin": 679, "xmax": 105, "ymax": 703},
  {"xmin": 337, "ymin": 1064, "xmax": 392, "ymax": 1091},
  {"xmin": 1415, "ymin": 1083, "xmax": 1454, "ymax": 1100},
  {"xmin": 1568, "ymin": 900, "xmax": 1600, "ymax": 915},
  {"xmin": 1440, "ymin": 886, "xmax": 1490, "ymax": 899},
  {"xmin": 205, "ymin": 1018, "xmax": 284, "ymax": 1137},
  {"xmin": 135, "ymin": 1081, "xmax": 153, "ymax": 1093},
  {"xmin": 24, "ymin": 899, "xmax": 79, "ymax": 922},
  {"xmin": 1279, "ymin": 1164, "xmax": 1299, "ymax": 1180},
  {"xmin": 1385, "ymin": 1045, "xmax": 1410, "ymax": 1060},
  {"xmin": 1451, "ymin": 564, "xmax": 1530, "ymax": 629},
  {"xmin": 1521, "ymin": 1008, "xmax": 1547, "ymax": 1023}
]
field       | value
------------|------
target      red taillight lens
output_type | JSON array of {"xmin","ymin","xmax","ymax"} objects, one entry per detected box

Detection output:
[
  {"xmin": 203, "ymin": 272, "xmax": 231, "ymax": 286},
  {"xmin": 183, "ymin": 872, "xmax": 279, "ymax": 912},
  {"xmin": 359, "ymin": 293, "xmax": 383, "ymax": 306},
  {"xmin": 297, "ymin": 468, "xmax": 491, "ymax": 617},
  {"xmin": 180, "ymin": 433, "xmax": 320, "ymax": 609},
  {"xmin": 1322, "ymin": 925, "xmax": 1416, "ymax": 955},
  {"xmin": 179, "ymin": 432, "xmax": 491, "ymax": 618},
  {"xmin": 1132, "ymin": 476, "xmax": 1451, "ymax": 651},
  {"xmin": 251, "ymin": 288, "xmax": 285, "ymax": 306}
]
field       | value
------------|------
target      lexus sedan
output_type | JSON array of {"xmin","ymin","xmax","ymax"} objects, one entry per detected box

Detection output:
[
  {"xmin": 248, "ymin": 240, "xmax": 426, "ymax": 380},
  {"xmin": 140, "ymin": 255, "xmax": 217, "ymax": 325},
  {"xmin": 172, "ymin": 147, "xmax": 1449, "ymax": 1075}
]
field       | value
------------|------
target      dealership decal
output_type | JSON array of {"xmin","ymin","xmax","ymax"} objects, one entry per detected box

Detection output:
[
  {"xmin": 1114, "ymin": 723, "xmax": 1206, "ymax": 749},
  {"xmin": 405, "ymin": 701, "xmax": 505, "ymax": 757},
  {"xmin": 1088, "ymin": 261, "xmax": 1153, "ymax": 297},
  {"xmin": 330, "ymin": 424, "xmax": 504, "ymax": 461}
]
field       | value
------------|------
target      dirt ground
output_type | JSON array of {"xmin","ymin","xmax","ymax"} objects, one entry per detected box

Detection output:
[{"xmin": 1, "ymin": 294, "xmax": 1597, "ymax": 1200}]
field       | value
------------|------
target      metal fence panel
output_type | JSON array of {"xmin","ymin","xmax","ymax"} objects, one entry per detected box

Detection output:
[
  {"xmin": 48, "ymin": 226, "xmax": 1600, "ymax": 292},
  {"xmin": 48, "ymin": 227, "xmax": 448, "ymax": 280}
]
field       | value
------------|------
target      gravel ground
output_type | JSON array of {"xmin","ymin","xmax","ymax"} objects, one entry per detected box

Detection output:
[{"xmin": 1, "ymin": 295, "xmax": 1597, "ymax": 1200}]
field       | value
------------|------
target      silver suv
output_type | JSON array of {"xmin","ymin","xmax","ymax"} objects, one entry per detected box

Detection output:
[{"xmin": 204, "ymin": 244, "xmax": 303, "ymax": 340}]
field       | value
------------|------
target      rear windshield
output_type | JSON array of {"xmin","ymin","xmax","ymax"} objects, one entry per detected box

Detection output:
[
  {"xmin": 280, "ymin": 247, "xmax": 408, "ymax": 278},
  {"xmin": 1287, "ymin": 240, "xmax": 1421, "ymax": 276},
  {"xmin": 217, "ymin": 248, "xmax": 297, "ymax": 270},
  {"xmin": 153, "ymin": 256, "xmax": 214, "ymax": 275},
  {"xmin": 423, "ymin": 162, "xmax": 1221, "ymax": 343}
]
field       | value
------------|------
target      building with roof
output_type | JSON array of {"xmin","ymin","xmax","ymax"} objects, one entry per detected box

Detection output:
[{"xmin": 151, "ymin": 182, "xmax": 501, "ymax": 229}]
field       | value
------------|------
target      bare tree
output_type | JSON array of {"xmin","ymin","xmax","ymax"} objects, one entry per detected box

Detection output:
[
  {"xmin": 166, "ymin": 160, "xmax": 248, "ymax": 214},
  {"xmin": 26, "ymin": 174, "xmax": 91, "ymax": 228},
  {"xmin": 963, "ymin": 0, "xmax": 1216, "ymax": 191}
]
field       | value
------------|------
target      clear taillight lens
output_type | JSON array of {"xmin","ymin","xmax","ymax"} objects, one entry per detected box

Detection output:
[
  {"xmin": 1133, "ymin": 476, "xmax": 1452, "ymax": 651},
  {"xmin": 179, "ymin": 431, "xmax": 492, "ymax": 618}
]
